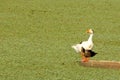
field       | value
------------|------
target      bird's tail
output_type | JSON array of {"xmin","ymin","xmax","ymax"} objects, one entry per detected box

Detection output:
[{"xmin": 72, "ymin": 45, "xmax": 79, "ymax": 53}]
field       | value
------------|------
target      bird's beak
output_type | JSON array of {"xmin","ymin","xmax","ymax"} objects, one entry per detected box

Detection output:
[{"xmin": 86, "ymin": 29, "xmax": 90, "ymax": 33}]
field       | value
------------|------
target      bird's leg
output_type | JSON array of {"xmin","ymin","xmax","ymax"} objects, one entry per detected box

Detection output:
[
  {"xmin": 81, "ymin": 52, "xmax": 89, "ymax": 62},
  {"xmin": 82, "ymin": 57, "xmax": 89, "ymax": 62},
  {"xmin": 81, "ymin": 52, "xmax": 86, "ymax": 62},
  {"xmin": 81, "ymin": 53, "xmax": 84, "ymax": 60},
  {"xmin": 85, "ymin": 57, "xmax": 89, "ymax": 62}
]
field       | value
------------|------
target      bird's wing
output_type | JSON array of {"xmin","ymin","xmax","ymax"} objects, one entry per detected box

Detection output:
[{"xmin": 81, "ymin": 41, "xmax": 93, "ymax": 50}]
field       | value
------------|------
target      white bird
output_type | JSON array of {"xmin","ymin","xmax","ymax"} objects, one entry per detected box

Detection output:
[
  {"xmin": 72, "ymin": 29, "xmax": 94, "ymax": 62},
  {"xmin": 72, "ymin": 29, "xmax": 94, "ymax": 53}
]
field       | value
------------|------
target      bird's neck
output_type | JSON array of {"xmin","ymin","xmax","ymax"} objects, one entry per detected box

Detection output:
[{"xmin": 88, "ymin": 34, "xmax": 93, "ymax": 42}]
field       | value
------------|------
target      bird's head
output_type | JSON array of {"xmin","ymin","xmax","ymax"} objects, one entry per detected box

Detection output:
[{"xmin": 86, "ymin": 29, "xmax": 94, "ymax": 34}]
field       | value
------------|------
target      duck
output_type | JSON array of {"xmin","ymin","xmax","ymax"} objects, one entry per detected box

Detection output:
[
  {"xmin": 72, "ymin": 29, "xmax": 95, "ymax": 62},
  {"xmin": 81, "ymin": 47, "xmax": 97, "ymax": 62},
  {"xmin": 72, "ymin": 29, "xmax": 94, "ymax": 52}
]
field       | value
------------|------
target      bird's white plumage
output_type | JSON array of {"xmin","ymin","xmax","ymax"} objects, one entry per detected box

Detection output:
[
  {"xmin": 81, "ymin": 33, "xmax": 93, "ymax": 50},
  {"xmin": 72, "ymin": 44, "xmax": 82, "ymax": 53},
  {"xmin": 72, "ymin": 29, "xmax": 94, "ymax": 53}
]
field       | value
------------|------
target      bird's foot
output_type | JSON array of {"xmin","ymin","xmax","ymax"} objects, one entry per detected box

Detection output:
[{"xmin": 81, "ymin": 58, "xmax": 89, "ymax": 62}]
